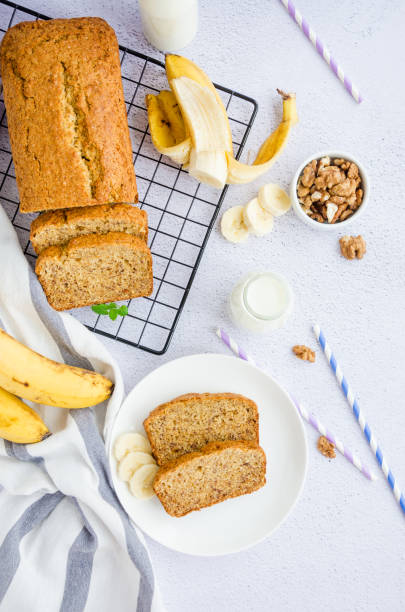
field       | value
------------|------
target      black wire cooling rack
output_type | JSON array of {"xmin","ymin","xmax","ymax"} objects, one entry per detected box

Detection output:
[{"xmin": 0, "ymin": 0, "xmax": 258, "ymax": 354}]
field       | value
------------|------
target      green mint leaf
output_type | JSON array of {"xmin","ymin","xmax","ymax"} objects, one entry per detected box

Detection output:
[
  {"xmin": 92, "ymin": 304, "xmax": 109, "ymax": 314},
  {"xmin": 109, "ymin": 309, "xmax": 118, "ymax": 321},
  {"xmin": 106, "ymin": 302, "xmax": 117, "ymax": 309},
  {"xmin": 117, "ymin": 305, "xmax": 128, "ymax": 316}
]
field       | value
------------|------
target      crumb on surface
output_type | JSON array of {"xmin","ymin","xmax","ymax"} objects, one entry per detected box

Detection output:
[
  {"xmin": 293, "ymin": 345, "xmax": 315, "ymax": 362},
  {"xmin": 317, "ymin": 435, "xmax": 336, "ymax": 458}
]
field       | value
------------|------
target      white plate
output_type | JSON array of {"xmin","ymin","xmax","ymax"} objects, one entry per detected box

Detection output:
[{"xmin": 108, "ymin": 353, "xmax": 308, "ymax": 556}]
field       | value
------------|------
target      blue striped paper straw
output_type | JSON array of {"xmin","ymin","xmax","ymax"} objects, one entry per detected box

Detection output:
[
  {"xmin": 216, "ymin": 327, "xmax": 376, "ymax": 480},
  {"xmin": 313, "ymin": 323, "xmax": 405, "ymax": 514}
]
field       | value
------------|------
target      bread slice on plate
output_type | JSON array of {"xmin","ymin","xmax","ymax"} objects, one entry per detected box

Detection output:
[
  {"xmin": 144, "ymin": 392, "xmax": 259, "ymax": 465},
  {"xmin": 35, "ymin": 232, "xmax": 153, "ymax": 310},
  {"xmin": 30, "ymin": 203, "xmax": 148, "ymax": 254},
  {"xmin": 153, "ymin": 440, "xmax": 267, "ymax": 517}
]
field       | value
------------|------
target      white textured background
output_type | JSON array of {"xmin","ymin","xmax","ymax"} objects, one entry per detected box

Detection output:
[{"xmin": 18, "ymin": 0, "xmax": 405, "ymax": 610}]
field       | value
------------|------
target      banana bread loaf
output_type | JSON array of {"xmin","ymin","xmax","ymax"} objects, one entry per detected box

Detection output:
[
  {"xmin": 144, "ymin": 392, "xmax": 259, "ymax": 465},
  {"xmin": 35, "ymin": 232, "xmax": 153, "ymax": 310},
  {"xmin": 153, "ymin": 440, "xmax": 267, "ymax": 517},
  {"xmin": 0, "ymin": 17, "xmax": 137, "ymax": 213},
  {"xmin": 30, "ymin": 204, "xmax": 148, "ymax": 254}
]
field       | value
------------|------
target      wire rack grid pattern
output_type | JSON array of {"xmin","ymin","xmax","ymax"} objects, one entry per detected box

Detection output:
[{"xmin": 0, "ymin": 0, "xmax": 258, "ymax": 354}]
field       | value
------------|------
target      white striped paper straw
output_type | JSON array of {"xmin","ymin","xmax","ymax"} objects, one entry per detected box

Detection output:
[
  {"xmin": 313, "ymin": 324, "xmax": 405, "ymax": 514},
  {"xmin": 279, "ymin": 0, "xmax": 363, "ymax": 104},
  {"xmin": 216, "ymin": 327, "xmax": 375, "ymax": 481}
]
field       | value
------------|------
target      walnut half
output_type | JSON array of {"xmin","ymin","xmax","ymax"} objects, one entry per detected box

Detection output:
[
  {"xmin": 317, "ymin": 436, "xmax": 336, "ymax": 459},
  {"xmin": 339, "ymin": 235, "xmax": 366, "ymax": 260},
  {"xmin": 293, "ymin": 345, "xmax": 315, "ymax": 362}
]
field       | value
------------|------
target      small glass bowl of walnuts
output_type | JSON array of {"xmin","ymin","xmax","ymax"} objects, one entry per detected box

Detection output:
[{"xmin": 290, "ymin": 152, "xmax": 369, "ymax": 230}]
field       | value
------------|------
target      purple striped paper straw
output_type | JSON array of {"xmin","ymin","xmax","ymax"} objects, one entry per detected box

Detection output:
[
  {"xmin": 216, "ymin": 327, "xmax": 376, "ymax": 481},
  {"xmin": 279, "ymin": 0, "xmax": 363, "ymax": 103}
]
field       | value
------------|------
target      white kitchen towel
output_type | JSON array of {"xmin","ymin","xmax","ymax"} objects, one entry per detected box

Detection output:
[{"xmin": 0, "ymin": 206, "xmax": 164, "ymax": 612}]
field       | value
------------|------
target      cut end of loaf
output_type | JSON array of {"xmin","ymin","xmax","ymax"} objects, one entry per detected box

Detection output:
[
  {"xmin": 35, "ymin": 231, "xmax": 153, "ymax": 310},
  {"xmin": 153, "ymin": 440, "xmax": 267, "ymax": 517}
]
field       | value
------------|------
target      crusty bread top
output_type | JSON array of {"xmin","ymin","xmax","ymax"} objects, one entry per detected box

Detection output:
[
  {"xmin": 144, "ymin": 392, "xmax": 259, "ymax": 465},
  {"xmin": 153, "ymin": 440, "xmax": 267, "ymax": 517},
  {"xmin": 30, "ymin": 204, "xmax": 148, "ymax": 254},
  {"xmin": 0, "ymin": 17, "xmax": 137, "ymax": 212},
  {"xmin": 35, "ymin": 232, "xmax": 153, "ymax": 311}
]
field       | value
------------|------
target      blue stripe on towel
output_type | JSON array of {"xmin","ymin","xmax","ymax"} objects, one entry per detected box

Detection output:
[
  {"xmin": 0, "ymin": 492, "xmax": 64, "ymax": 603},
  {"xmin": 60, "ymin": 522, "xmax": 97, "ymax": 612}
]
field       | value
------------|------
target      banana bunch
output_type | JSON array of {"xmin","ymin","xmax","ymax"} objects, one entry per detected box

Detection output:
[
  {"xmin": 0, "ymin": 329, "xmax": 113, "ymax": 444},
  {"xmin": 114, "ymin": 432, "xmax": 158, "ymax": 499},
  {"xmin": 146, "ymin": 55, "xmax": 298, "ymax": 189}
]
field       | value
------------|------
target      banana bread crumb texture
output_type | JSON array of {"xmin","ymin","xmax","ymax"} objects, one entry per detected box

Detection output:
[
  {"xmin": 0, "ymin": 17, "xmax": 137, "ymax": 212},
  {"xmin": 144, "ymin": 392, "xmax": 259, "ymax": 465},
  {"xmin": 35, "ymin": 232, "xmax": 153, "ymax": 310},
  {"xmin": 153, "ymin": 440, "xmax": 267, "ymax": 517}
]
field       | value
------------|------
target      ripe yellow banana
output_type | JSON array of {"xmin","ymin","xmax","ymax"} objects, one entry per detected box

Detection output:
[
  {"xmin": 0, "ymin": 386, "xmax": 49, "ymax": 443},
  {"xmin": 0, "ymin": 329, "xmax": 113, "ymax": 409},
  {"xmin": 146, "ymin": 90, "xmax": 191, "ymax": 165},
  {"xmin": 226, "ymin": 90, "xmax": 298, "ymax": 184}
]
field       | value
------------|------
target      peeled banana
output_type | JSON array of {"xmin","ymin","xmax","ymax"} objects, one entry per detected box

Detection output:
[
  {"xmin": 0, "ymin": 386, "xmax": 49, "ymax": 443},
  {"xmin": 169, "ymin": 77, "xmax": 230, "ymax": 188},
  {"xmin": 146, "ymin": 54, "xmax": 298, "ymax": 188},
  {"xmin": 0, "ymin": 329, "xmax": 113, "ymax": 409},
  {"xmin": 165, "ymin": 54, "xmax": 233, "ymax": 153}
]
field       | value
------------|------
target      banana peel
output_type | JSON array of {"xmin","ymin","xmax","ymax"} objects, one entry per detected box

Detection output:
[
  {"xmin": 146, "ymin": 54, "xmax": 298, "ymax": 187},
  {"xmin": 146, "ymin": 90, "xmax": 191, "ymax": 165},
  {"xmin": 226, "ymin": 89, "xmax": 298, "ymax": 184}
]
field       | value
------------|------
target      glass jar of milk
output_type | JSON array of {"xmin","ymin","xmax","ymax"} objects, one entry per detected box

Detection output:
[
  {"xmin": 138, "ymin": 0, "xmax": 198, "ymax": 53},
  {"xmin": 229, "ymin": 271, "xmax": 294, "ymax": 333}
]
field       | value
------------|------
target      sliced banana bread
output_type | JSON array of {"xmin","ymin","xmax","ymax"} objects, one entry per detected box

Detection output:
[
  {"xmin": 144, "ymin": 392, "xmax": 259, "ymax": 465},
  {"xmin": 153, "ymin": 440, "xmax": 267, "ymax": 517},
  {"xmin": 35, "ymin": 232, "xmax": 153, "ymax": 310},
  {"xmin": 30, "ymin": 204, "xmax": 148, "ymax": 254}
]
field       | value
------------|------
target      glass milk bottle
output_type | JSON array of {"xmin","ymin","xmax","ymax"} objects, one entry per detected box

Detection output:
[
  {"xmin": 229, "ymin": 271, "xmax": 294, "ymax": 334},
  {"xmin": 138, "ymin": 0, "xmax": 198, "ymax": 53}
]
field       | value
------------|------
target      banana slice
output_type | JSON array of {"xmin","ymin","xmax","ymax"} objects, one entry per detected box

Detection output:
[
  {"xmin": 243, "ymin": 197, "xmax": 274, "ymax": 236},
  {"xmin": 114, "ymin": 432, "xmax": 152, "ymax": 462},
  {"xmin": 118, "ymin": 451, "xmax": 156, "ymax": 482},
  {"xmin": 129, "ymin": 464, "xmax": 159, "ymax": 499},
  {"xmin": 258, "ymin": 184, "xmax": 291, "ymax": 217},
  {"xmin": 221, "ymin": 205, "xmax": 250, "ymax": 243}
]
